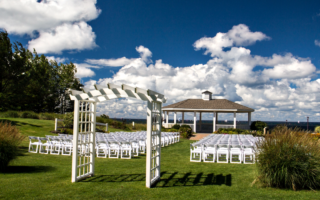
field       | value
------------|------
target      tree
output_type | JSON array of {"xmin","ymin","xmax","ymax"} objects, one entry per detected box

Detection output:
[
  {"xmin": 0, "ymin": 31, "xmax": 32, "ymax": 111},
  {"xmin": 0, "ymin": 30, "xmax": 82, "ymax": 112},
  {"xmin": 250, "ymin": 121, "xmax": 268, "ymax": 131}
]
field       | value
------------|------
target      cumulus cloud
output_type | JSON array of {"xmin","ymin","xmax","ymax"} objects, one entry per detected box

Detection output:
[
  {"xmin": 0, "ymin": 0, "xmax": 100, "ymax": 35},
  {"xmin": 28, "ymin": 21, "xmax": 97, "ymax": 54},
  {"xmin": 193, "ymin": 24, "xmax": 270, "ymax": 57},
  {"xmin": 86, "ymin": 57, "xmax": 136, "ymax": 67},
  {"xmin": 136, "ymin": 45, "xmax": 152, "ymax": 63},
  {"xmin": 227, "ymin": 24, "xmax": 271, "ymax": 46},
  {"xmin": 74, "ymin": 63, "xmax": 97, "ymax": 78},
  {"xmin": 0, "ymin": 0, "xmax": 100, "ymax": 54},
  {"xmin": 46, "ymin": 56, "xmax": 67, "ymax": 63},
  {"xmin": 85, "ymin": 46, "xmax": 153, "ymax": 67},
  {"xmin": 315, "ymin": 40, "xmax": 320, "ymax": 47},
  {"xmin": 82, "ymin": 24, "xmax": 320, "ymax": 121}
]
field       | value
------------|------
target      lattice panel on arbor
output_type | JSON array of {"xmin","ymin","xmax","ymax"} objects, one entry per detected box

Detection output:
[
  {"xmin": 72, "ymin": 100, "xmax": 96, "ymax": 182},
  {"xmin": 146, "ymin": 101, "xmax": 162, "ymax": 187}
]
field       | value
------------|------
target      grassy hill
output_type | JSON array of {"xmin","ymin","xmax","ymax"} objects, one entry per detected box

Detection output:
[{"xmin": 0, "ymin": 118, "xmax": 318, "ymax": 199}]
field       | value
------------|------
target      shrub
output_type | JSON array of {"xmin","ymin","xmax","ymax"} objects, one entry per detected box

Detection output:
[
  {"xmin": 0, "ymin": 111, "xmax": 20, "ymax": 118},
  {"xmin": 20, "ymin": 111, "xmax": 39, "ymax": 119},
  {"xmin": 216, "ymin": 128, "xmax": 250, "ymax": 134},
  {"xmin": 314, "ymin": 126, "xmax": 320, "ymax": 133},
  {"xmin": 96, "ymin": 116, "xmax": 113, "ymax": 124},
  {"xmin": 100, "ymin": 114, "xmax": 109, "ymax": 119},
  {"xmin": 250, "ymin": 121, "xmax": 267, "ymax": 131},
  {"xmin": 63, "ymin": 112, "xmax": 74, "ymax": 128},
  {"xmin": 39, "ymin": 113, "xmax": 57, "ymax": 120},
  {"xmin": 179, "ymin": 126, "xmax": 192, "ymax": 138},
  {"xmin": 61, "ymin": 128, "xmax": 73, "ymax": 135},
  {"xmin": 172, "ymin": 124, "xmax": 181, "ymax": 129},
  {"xmin": 0, "ymin": 122, "xmax": 25, "ymax": 172},
  {"xmin": 255, "ymin": 126, "xmax": 320, "ymax": 190}
]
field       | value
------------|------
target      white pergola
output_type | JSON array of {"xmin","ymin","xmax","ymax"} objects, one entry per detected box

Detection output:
[
  {"xmin": 162, "ymin": 91, "xmax": 254, "ymax": 133},
  {"xmin": 69, "ymin": 83, "xmax": 166, "ymax": 188}
]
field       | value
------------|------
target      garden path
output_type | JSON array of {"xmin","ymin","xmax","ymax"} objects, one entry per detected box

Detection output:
[{"xmin": 189, "ymin": 133, "xmax": 210, "ymax": 141}]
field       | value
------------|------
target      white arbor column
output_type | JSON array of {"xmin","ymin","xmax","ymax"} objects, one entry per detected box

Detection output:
[
  {"xmin": 193, "ymin": 111, "xmax": 197, "ymax": 133},
  {"xmin": 146, "ymin": 101, "xmax": 161, "ymax": 188},
  {"xmin": 233, "ymin": 112, "xmax": 237, "ymax": 129},
  {"xmin": 213, "ymin": 112, "xmax": 216, "ymax": 132},
  {"xmin": 72, "ymin": 100, "xmax": 96, "ymax": 183},
  {"xmin": 248, "ymin": 112, "xmax": 251, "ymax": 128},
  {"xmin": 174, "ymin": 112, "xmax": 177, "ymax": 124}
]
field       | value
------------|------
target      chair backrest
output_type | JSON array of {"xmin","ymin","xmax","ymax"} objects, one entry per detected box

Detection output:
[
  {"xmin": 38, "ymin": 137, "xmax": 48, "ymax": 142},
  {"xmin": 29, "ymin": 136, "xmax": 38, "ymax": 141}
]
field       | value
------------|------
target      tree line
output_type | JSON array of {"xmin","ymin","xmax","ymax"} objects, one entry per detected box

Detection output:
[{"xmin": 0, "ymin": 31, "xmax": 82, "ymax": 113}]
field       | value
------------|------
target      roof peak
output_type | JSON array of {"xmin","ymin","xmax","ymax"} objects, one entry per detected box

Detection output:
[{"xmin": 202, "ymin": 90, "xmax": 212, "ymax": 94}]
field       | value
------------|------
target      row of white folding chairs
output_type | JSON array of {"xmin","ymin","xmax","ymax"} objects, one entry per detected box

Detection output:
[
  {"xmin": 28, "ymin": 136, "xmax": 73, "ymax": 155},
  {"xmin": 190, "ymin": 143, "xmax": 256, "ymax": 164},
  {"xmin": 98, "ymin": 131, "xmax": 179, "ymax": 148},
  {"xmin": 96, "ymin": 140, "xmax": 143, "ymax": 159}
]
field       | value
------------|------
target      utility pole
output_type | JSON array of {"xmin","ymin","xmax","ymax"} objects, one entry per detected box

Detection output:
[{"xmin": 307, "ymin": 116, "xmax": 309, "ymax": 131}]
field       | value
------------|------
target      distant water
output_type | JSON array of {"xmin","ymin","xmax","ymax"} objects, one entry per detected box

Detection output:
[{"xmin": 112, "ymin": 118, "xmax": 320, "ymax": 131}]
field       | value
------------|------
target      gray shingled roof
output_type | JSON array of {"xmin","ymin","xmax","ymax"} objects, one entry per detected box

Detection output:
[{"xmin": 162, "ymin": 99, "xmax": 254, "ymax": 111}]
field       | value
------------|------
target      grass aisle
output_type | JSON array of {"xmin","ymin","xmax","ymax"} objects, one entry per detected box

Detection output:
[{"xmin": 0, "ymin": 118, "xmax": 318, "ymax": 199}]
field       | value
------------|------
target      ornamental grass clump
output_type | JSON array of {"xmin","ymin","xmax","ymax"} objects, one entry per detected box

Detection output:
[
  {"xmin": 255, "ymin": 126, "xmax": 320, "ymax": 190},
  {"xmin": 0, "ymin": 122, "xmax": 25, "ymax": 172}
]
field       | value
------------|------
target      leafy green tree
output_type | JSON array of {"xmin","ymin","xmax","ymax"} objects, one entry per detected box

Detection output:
[
  {"xmin": 250, "ymin": 121, "xmax": 268, "ymax": 131},
  {"xmin": 0, "ymin": 31, "xmax": 32, "ymax": 111},
  {"xmin": 0, "ymin": 30, "xmax": 82, "ymax": 112}
]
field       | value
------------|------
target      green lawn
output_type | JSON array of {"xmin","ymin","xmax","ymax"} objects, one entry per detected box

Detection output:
[{"xmin": 0, "ymin": 118, "xmax": 318, "ymax": 199}]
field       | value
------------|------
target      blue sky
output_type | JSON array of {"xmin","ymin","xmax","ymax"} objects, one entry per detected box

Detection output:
[{"xmin": 1, "ymin": 0, "xmax": 320, "ymax": 122}]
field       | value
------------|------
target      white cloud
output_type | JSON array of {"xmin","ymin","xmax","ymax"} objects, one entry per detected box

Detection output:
[
  {"xmin": 315, "ymin": 40, "xmax": 320, "ymax": 47},
  {"xmin": 193, "ymin": 24, "xmax": 270, "ymax": 57},
  {"xmin": 0, "ymin": 0, "xmax": 100, "ymax": 35},
  {"xmin": 227, "ymin": 24, "xmax": 271, "ymax": 46},
  {"xmin": 136, "ymin": 45, "xmax": 153, "ymax": 63},
  {"xmin": 74, "ymin": 63, "xmax": 97, "ymax": 78},
  {"xmin": 0, "ymin": 0, "xmax": 100, "ymax": 54},
  {"xmin": 86, "ymin": 57, "xmax": 136, "ymax": 67},
  {"xmin": 46, "ymin": 56, "xmax": 67, "ymax": 63},
  {"xmin": 82, "ymin": 24, "xmax": 320, "ymax": 121},
  {"xmin": 28, "ymin": 22, "xmax": 97, "ymax": 54}
]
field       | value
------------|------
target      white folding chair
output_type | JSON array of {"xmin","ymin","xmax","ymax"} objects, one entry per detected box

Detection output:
[
  {"xmin": 243, "ymin": 145, "xmax": 255, "ymax": 164},
  {"xmin": 229, "ymin": 144, "xmax": 242, "ymax": 164},
  {"xmin": 28, "ymin": 136, "xmax": 40, "ymax": 153},
  {"xmin": 190, "ymin": 144, "xmax": 202, "ymax": 162},
  {"xmin": 131, "ymin": 141, "xmax": 140, "ymax": 157},
  {"xmin": 120, "ymin": 142, "xmax": 132, "ymax": 159},
  {"xmin": 216, "ymin": 144, "xmax": 229, "ymax": 163},
  {"xmin": 38, "ymin": 137, "xmax": 52, "ymax": 154},
  {"xmin": 62, "ymin": 139, "xmax": 73, "ymax": 156},
  {"xmin": 96, "ymin": 141, "xmax": 109, "ymax": 158},
  {"xmin": 139, "ymin": 140, "xmax": 146, "ymax": 154},
  {"xmin": 50, "ymin": 138, "xmax": 62, "ymax": 155},
  {"xmin": 203, "ymin": 144, "xmax": 216, "ymax": 162},
  {"xmin": 109, "ymin": 142, "xmax": 120, "ymax": 158}
]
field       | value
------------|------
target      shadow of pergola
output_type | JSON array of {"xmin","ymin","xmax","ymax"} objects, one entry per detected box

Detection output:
[{"xmin": 82, "ymin": 171, "xmax": 232, "ymax": 187}]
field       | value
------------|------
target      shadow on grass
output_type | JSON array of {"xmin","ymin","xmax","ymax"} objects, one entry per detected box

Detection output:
[
  {"xmin": 0, "ymin": 119, "xmax": 41, "ymax": 127},
  {"xmin": 15, "ymin": 146, "xmax": 29, "ymax": 156},
  {"xmin": 82, "ymin": 174, "xmax": 146, "ymax": 182},
  {"xmin": 82, "ymin": 171, "xmax": 232, "ymax": 187},
  {"xmin": 2, "ymin": 166, "xmax": 55, "ymax": 174},
  {"xmin": 154, "ymin": 171, "xmax": 232, "ymax": 187}
]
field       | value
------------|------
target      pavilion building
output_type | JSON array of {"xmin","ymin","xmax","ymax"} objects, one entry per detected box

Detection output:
[{"xmin": 162, "ymin": 91, "xmax": 254, "ymax": 133}]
